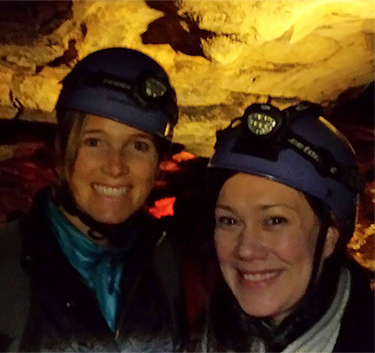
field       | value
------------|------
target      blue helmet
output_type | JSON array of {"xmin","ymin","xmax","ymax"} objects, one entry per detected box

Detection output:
[
  {"xmin": 209, "ymin": 102, "xmax": 362, "ymax": 223},
  {"xmin": 56, "ymin": 47, "xmax": 178, "ymax": 140}
]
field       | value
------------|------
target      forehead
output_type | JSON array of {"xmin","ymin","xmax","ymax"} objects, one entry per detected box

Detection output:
[
  {"xmin": 218, "ymin": 173, "xmax": 313, "ymax": 213},
  {"xmin": 82, "ymin": 114, "xmax": 155, "ymax": 141}
]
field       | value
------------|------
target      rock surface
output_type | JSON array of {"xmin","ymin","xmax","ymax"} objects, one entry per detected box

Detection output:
[{"xmin": 0, "ymin": 0, "xmax": 373, "ymax": 156}]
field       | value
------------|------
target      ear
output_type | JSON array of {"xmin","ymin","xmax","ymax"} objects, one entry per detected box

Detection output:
[{"xmin": 322, "ymin": 226, "xmax": 339, "ymax": 260}]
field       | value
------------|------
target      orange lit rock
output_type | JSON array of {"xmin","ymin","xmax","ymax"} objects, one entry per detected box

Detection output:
[{"xmin": 147, "ymin": 197, "xmax": 176, "ymax": 219}]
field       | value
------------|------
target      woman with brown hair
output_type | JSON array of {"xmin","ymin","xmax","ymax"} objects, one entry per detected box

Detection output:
[{"xmin": 191, "ymin": 102, "xmax": 374, "ymax": 352}]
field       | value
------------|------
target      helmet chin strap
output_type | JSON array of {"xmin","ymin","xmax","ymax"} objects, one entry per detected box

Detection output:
[{"xmin": 54, "ymin": 184, "xmax": 138, "ymax": 247}]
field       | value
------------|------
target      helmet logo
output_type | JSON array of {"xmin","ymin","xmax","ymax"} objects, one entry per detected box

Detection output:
[
  {"xmin": 288, "ymin": 137, "xmax": 320, "ymax": 163},
  {"xmin": 103, "ymin": 77, "xmax": 131, "ymax": 91}
]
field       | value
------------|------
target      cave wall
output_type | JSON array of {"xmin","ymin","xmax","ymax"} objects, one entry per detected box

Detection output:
[{"xmin": 0, "ymin": 0, "xmax": 373, "ymax": 156}]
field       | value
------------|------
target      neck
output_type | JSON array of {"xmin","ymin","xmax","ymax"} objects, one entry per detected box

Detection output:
[
  {"xmin": 59, "ymin": 206, "xmax": 112, "ymax": 247},
  {"xmin": 55, "ymin": 184, "xmax": 141, "ymax": 247}
]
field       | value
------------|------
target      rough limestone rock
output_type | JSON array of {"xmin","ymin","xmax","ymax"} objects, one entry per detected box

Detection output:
[{"xmin": 0, "ymin": 0, "xmax": 373, "ymax": 155}]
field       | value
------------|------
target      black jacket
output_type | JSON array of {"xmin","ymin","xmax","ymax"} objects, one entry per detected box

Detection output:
[
  {"xmin": 0, "ymin": 189, "xmax": 188, "ymax": 352},
  {"xmin": 333, "ymin": 262, "xmax": 374, "ymax": 353}
]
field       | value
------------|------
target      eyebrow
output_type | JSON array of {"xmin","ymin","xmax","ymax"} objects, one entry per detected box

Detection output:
[
  {"xmin": 260, "ymin": 204, "xmax": 297, "ymax": 212},
  {"xmin": 130, "ymin": 133, "xmax": 155, "ymax": 141},
  {"xmin": 82, "ymin": 130, "xmax": 155, "ymax": 142},
  {"xmin": 216, "ymin": 204, "xmax": 297, "ymax": 213},
  {"xmin": 82, "ymin": 129, "xmax": 103, "ymax": 134},
  {"xmin": 215, "ymin": 204, "xmax": 236, "ymax": 213}
]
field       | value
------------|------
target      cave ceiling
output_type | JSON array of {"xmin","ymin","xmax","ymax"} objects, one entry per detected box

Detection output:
[{"xmin": 0, "ymin": 0, "xmax": 373, "ymax": 156}]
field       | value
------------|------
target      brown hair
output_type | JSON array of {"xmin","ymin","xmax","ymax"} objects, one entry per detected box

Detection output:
[{"xmin": 55, "ymin": 109, "xmax": 87, "ymax": 183}]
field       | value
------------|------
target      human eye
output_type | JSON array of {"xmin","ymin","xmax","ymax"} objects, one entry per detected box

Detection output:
[
  {"xmin": 264, "ymin": 216, "xmax": 289, "ymax": 227},
  {"xmin": 83, "ymin": 137, "xmax": 101, "ymax": 147},
  {"xmin": 133, "ymin": 140, "xmax": 150, "ymax": 152},
  {"xmin": 215, "ymin": 207, "xmax": 240, "ymax": 229},
  {"xmin": 217, "ymin": 216, "xmax": 238, "ymax": 226}
]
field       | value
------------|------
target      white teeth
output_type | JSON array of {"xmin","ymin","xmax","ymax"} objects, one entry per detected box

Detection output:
[
  {"xmin": 243, "ymin": 271, "xmax": 279, "ymax": 282},
  {"xmin": 93, "ymin": 184, "xmax": 129, "ymax": 197}
]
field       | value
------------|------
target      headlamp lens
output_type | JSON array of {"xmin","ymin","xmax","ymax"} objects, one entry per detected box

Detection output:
[
  {"xmin": 247, "ymin": 113, "xmax": 277, "ymax": 136},
  {"xmin": 144, "ymin": 77, "xmax": 168, "ymax": 98}
]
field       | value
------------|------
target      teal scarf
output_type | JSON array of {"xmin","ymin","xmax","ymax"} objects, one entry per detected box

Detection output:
[{"xmin": 46, "ymin": 199, "xmax": 125, "ymax": 331}]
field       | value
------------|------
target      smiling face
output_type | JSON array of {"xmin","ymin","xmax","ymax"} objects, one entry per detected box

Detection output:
[
  {"xmin": 67, "ymin": 114, "xmax": 159, "ymax": 225},
  {"xmin": 214, "ymin": 173, "xmax": 338, "ymax": 324}
]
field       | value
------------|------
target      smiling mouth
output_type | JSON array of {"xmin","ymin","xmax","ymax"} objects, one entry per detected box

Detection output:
[
  {"xmin": 241, "ymin": 270, "xmax": 282, "ymax": 282},
  {"xmin": 92, "ymin": 183, "xmax": 131, "ymax": 197}
]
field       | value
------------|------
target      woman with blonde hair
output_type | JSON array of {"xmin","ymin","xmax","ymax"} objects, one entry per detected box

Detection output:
[{"xmin": 0, "ymin": 47, "xmax": 187, "ymax": 352}]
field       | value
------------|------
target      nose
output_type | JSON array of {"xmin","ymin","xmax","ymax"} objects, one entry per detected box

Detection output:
[
  {"xmin": 102, "ymin": 149, "xmax": 129, "ymax": 177},
  {"xmin": 235, "ymin": 225, "xmax": 268, "ymax": 261}
]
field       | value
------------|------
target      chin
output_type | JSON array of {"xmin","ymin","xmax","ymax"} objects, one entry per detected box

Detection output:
[
  {"xmin": 239, "ymin": 301, "xmax": 278, "ymax": 319},
  {"xmin": 90, "ymin": 211, "xmax": 132, "ymax": 225}
]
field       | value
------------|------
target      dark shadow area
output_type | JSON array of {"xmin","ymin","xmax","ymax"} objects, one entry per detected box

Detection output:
[
  {"xmin": 45, "ymin": 39, "xmax": 79, "ymax": 69},
  {"xmin": 0, "ymin": 1, "xmax": 72, "ymax": 45},
  {"xmin": 328, "ymin": 82, "xmax": 374, "ymax": 266},
  {"xmin": 330, "ymin": 82, "xmax": 374, "ymax": 127},
  {"xmin": 328, "ymin": 82, "xmax": 374, "ymax": 184},
  {"xmin": 143, "ymin": 0, "xmax": 214, "ymax": 57},
  {"xmin": 0, "ymin": 119, "xmax": 55, "ymax": 146}
]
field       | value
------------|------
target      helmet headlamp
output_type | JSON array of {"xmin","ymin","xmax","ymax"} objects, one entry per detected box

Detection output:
[
  {"xmin": 143, "ymin": 76, "xmax": 168, "ymax": 99},
  {"xmin": 62, "ymin": 69, "xmax": 173, "ymax": 110},
  {"xmin": 215, "ymin": 102, "xmax": 362, "ymax": 193},
  {"xmin": 247, "ymin": 113, "xmax": 276, "ymax": 136},
  {"xmin": 245, "ymin": 104, "xmax": 284, "ymax": 139}
]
